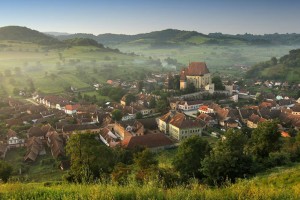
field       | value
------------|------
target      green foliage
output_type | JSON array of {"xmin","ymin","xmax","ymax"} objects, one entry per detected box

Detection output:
[
  {"xmin": 111, "ymin": 109, "xmax": 123, "ymax": 121},
  {"xmin": 201, "ymin": 129, "xmax": 252, "ymax": 185},
  {"xmin": 212, "ymin": 76, "xmax": 225, "ymax": 90},
  {"xmin": 99, "ymin": 86, "xmax": 126, "ymax": 102},
  {"xmin": 134, "ymin": 149, "xmax": 158, "ymax": 170},
  {"xmin": 125, "ymin": 93, "xmax": 136, "ymax": 106},
  {"xmin": 1, "ymin": 163, "xmax": 300, "ymax": 199},
  {"xmin": 149, "ymin": 97, "xmax": 156, "ymax": 109},
  {"xmin": 246, "ymin": 49, "xmax": 300, "ymax": 82},
  {"xmin": 0, "ymin": 26, "xmax": 62, "ymax": 46},
  {"xmin": 63, "ymin": 38, "xmax": 104, "ymax": 48},
  {"xmin": 173, "ymin": 136, "xmax": 211, "ymax": 180},
  {"xmin": 156, "ymin": 99, "xmax": 168, "ymax": 113},
  {"xmin": 65, "ymin": 133, "xmax": 115, "ymax": 183},
  {"xmin": 247, "ymin": 120, "xmax": 281, "ymax": 159},
  {"xmin": 0, "ymin": 160, "xmax": 13, "ymax": 183},
  {"xmin": 135, "ymin": 112, "xmax": 143, "ymax": 119}
]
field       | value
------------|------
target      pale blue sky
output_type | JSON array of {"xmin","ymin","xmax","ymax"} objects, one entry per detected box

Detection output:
[{"xmin": 0, "ymin": 0, "xmax": 299, "ymax": 35}]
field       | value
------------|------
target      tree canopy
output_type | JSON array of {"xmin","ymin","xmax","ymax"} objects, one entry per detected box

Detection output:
[
  {"xmin": 173, "ymin": 136, "xmax": 211, "ymax": 180},
  {"xmin": 65, "ymin": 133, "xmax": 115, "ymax": 182}
]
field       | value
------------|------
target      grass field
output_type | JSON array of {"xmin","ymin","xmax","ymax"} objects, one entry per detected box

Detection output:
[
  {"xmin": 4, "ymin": 147, "xmax": 65, "ymax": 183},
  {"xmin": 0, "ymin": 163, "xmax": 299, "ymax": 199},
  {"xmin": 0, "ymin": 40, "xmax": 162, "ymax": 96},
  {"xmin": 112, "ymin": 43, "xmax": 300, "ymax": 74}
]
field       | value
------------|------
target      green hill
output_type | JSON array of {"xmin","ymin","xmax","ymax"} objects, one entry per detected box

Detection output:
[
  {"xmin": 0, "ymin": 26, "xmax": 63, "ymax": 46},
  {"xmin": 55, "ymin": 29, "xmax": 300, "ymax": 46},
  {"xmin": 56, "ymin": 29, "xmax": 247, "ymax": 46},
  {"xmin": 246, "ymin": 49, "xmax": 300, "ymax": 82},
  {"xmin": 0, "ymin": 163, "xmax": 299, "ymax": 199}
]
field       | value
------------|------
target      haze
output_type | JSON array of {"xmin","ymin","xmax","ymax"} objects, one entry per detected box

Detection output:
[{"xmin": 1, "ymin": 0, "xmax": 300, "ymax": 35}]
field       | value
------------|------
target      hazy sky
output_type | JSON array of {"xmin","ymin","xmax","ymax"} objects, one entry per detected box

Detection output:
[{"xmin": 1, "ymin": 0, "xmax": 299, "ymax": 35}]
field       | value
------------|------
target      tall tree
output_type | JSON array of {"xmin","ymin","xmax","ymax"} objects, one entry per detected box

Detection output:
[
  {"xmin": 173, "ymin": 136, "xmax": 211, "ymax": 180},
  {"xmin": 201, "ymin": 129, "xmax": 252, "ymax": 185},
  {"xmin": 0, "ymin": 160, "xmax": 13, "ymax": 183},
  {"xmin": 246, "ymin": 120, "xmax": 281, "ymax": 159},
  {"xmin": 212, "ymin": 76, "xmax": 225, "ymax": 90},
  {"xmin": 65, "ymin": 133, "xmax": 115, "ymax": 182},
  {"xmin": 112, "ymin": 109, "xmax": 123, "ymax": 121}
]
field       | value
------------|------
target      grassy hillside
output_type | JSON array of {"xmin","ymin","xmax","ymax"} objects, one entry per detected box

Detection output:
[
  {"xmin": 0, "ymin": 39, "xmax": 161, "ymax": 96},
  {"xmin": 1, "ymin": 163, "xmax": 300, "ymax": 199},
  {"xmin": 0, "ymin": 26, "xmax": 62, "ymax": 46},
  {"xmin": 246, "ymin": 49, "xmax": 300, "ymax": 82}
]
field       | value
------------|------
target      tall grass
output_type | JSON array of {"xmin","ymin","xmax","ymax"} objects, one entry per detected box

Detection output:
[{"xmin": 1, "ymin": 172, "xmax": 300, "ymax": 200}]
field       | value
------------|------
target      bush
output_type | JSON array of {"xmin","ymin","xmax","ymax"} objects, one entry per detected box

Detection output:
[{"xmin": 266, "ymin": 151, "xmax": 291, "ymax": 168}]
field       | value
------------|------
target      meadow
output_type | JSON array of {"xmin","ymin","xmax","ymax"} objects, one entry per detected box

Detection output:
[
  {"xmin": 0, "ymin": 41, "xmax": 161, "ymax": 96},
  {"xmin": 112, "ymin": 43, "xmax": 300, "ymax": 75},
  {"xmin": 1, "ymin": 163, "xmax": 299, "ymax": 199}
]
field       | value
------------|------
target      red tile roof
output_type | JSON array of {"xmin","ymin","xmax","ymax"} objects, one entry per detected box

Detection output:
[{"xmin": 121, "ymin": 133, "xmax": 173, "ymax": 149}]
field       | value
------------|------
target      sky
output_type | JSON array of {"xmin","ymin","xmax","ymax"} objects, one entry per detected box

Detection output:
[{"xmin": 0, "ymin": 0, "xmax": 300, "ymax": 35}]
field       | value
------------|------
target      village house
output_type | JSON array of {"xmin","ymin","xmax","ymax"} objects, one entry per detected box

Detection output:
[
  {"xmin": 46, "ymin": 131, "xmax": 65, "ymax": 159},
  {"xmin": 37, "ymin": 95, "xmax": 69, "ymax": 110},
  {"xmin": 291, "ymin": 105, "xmax": 300, "ymax": 116},
  {"xmin": 62, "ymin": 124, "xmax": 100, "ymax": 135},
  {"xmin": 99, "ymin": 127, "xmax": 120, "ymax": 147},
  {"xmin": 121, "ymin": 133, "xmax": 174, "ymax": 151},
  {"xmin": 168, "ymin": 112, "xmax": 205, "ymax": 141},
  {"xmin": 198, "ymin": 105, "xmax": 214, "ymax": 114},
  {"xmin": 113, "ymin": 120, "xmax": 144, "ymax": 140},
  {"xmin": 7, "ymin": 129, "xmax": 25, "ymax": 148},
  {"xmin": 178, "ymin": 100, "xmax": 203, "ymax": 111},
  {"xmin": 27, "ymin": 126, "xmax": 46, "ymax": 140},
  {"xmin": 158, "ymin": 110, "xmax": 177, "ymax": 134},
  {"xmin": 64, "ymin": 104, "xmax": 81, "ymax": 115},
  {"xmin": 180, "ymin": 62, "xmax": 212, "ymax": 90},
  {"xmin": 196, "ymin": 113, "xmax": 217, "ymax": 127},
  {"xmin": 24, "ymin": 137, "xmax": 46, "ymax": 162},
  {"xmin": 247, "ymin": 114, "xmax": 266, "ymax": 129}
]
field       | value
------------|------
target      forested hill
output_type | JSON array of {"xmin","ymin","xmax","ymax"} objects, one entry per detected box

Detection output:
[
  {"xmin": 55, "ymin": 29, "xmax": 300, "ymax": 46},
  {"xmin": 0, "ymin": 26, "xmax": 111, "ymax": 50},
  {"xmin": 246, "ymin": 49, "xmax": 300, "ymax": 82},
  {"xmin": 0, "ymin": 26, "xmax": 62, "ymax": 45},
  {"xmin": 63, "ymin": 38, "xmax": 105, "ymax": 48}
]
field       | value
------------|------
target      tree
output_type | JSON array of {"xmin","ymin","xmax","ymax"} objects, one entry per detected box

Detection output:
[
  {"xmin": 185, "ymin": 82, "xmax": 196, "ymax": 93},
  {"xmin": 112, "ymin": 109, "xmax": 123, "ymax": 121},
  {"xmin": 201, "ymin": 129, "xmax": 252, "ymax": 185},
  {"xmin": 173, "ymin": 136, "xmax": 211, "ymax": 180},
  {"xmin": 134, "ymin": 149, "xmax": 158, "ymax": 170},
  {"xmin": 149, "ymin": 97, "xmax": 156, "ymax": 109},
  {"xmin": 156, "ymin": 99, "xmax": 168, "ymax": 113},
  {"xmin": 138, "ymin": 81, "xmax": 144, "ymax": 92},
  {"xmin": 212, "ymin": 76, "xmax": 225, "ymax": 90},
  {"xmin": 136, "ymin": 112, "xmax": 143, "ymax": 119},
  {"xmin": 0, "ymin": 160, "xmax": 13, "ymax": 183},
  {"xmin": 246, "ymin": 120, "xmax": 281, "ymax": 159},
  {"xmin": 65, "ymin": 133, "xmax": 115, "ymax": 182},
  {"xmin": 125, "ymin": 94, "xmax": 136, "ymax": 106},
  {"xmin": 271, "ymin": 57, "xmax": 278, "ymax": 65}
]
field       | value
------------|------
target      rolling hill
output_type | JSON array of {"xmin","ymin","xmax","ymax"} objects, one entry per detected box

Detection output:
[
  {"xmin": 0, "ymin": 26, "xmax": 63, "ymax": 46},
  {"xmin": 246, "ymin": 49, "xmax": 300, "ymax": 82},
  {"xmin": 55, "ymin": 29, "xmax": 300, "ymax": 46}
]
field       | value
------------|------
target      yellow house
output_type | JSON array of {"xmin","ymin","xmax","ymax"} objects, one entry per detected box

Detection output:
[{"xmin": 169, "ymin": 113, "xmax": 204, "ymax": 140}]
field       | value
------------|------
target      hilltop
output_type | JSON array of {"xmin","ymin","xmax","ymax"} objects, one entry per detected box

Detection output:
[
  {"xmin": 246, "ymin": 49, "xmax": 300, "ymax": 82},
  {"xmin": 0, "ymin": 26, "xmax": 63, "ymax": 46},
  {"xmin": 55, "ymin": 28, "xmax": 300, "ymax": 46}
]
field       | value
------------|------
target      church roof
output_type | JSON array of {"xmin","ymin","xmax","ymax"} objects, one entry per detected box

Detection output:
[{"xmin": 180, "ymin": 62, "xmax": 209, "ymax": 80}]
